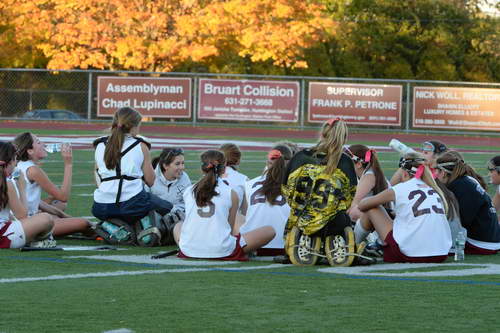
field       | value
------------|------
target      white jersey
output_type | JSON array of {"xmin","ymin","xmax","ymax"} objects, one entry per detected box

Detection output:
[
  {"xmin": 0, "ymin": 178, "xmax": 19, "ymax": 224},
  {"xmin": 16, "ymin": 160, "xmax": 41, "ymax": 216},
  {"xmin": 94, "ymin": 136, "xmax": 145, "ymax": 203},
  {"xmin": 149, "ymin": 166, "xmax": 191, "ymax": 214},
  {"xmin": 221, "ymin": 167, "xmax": 249, "ymax": 209},
  {"xmin": 240, "ymin": 175, "xmax": 290, "ymax": 248},
  {"xmin": 179, "ymin": 179, "xmax": 236, "ymax": 258},
  {"xmin": 392, "ymin": 178, "xmax": 452, "ymax": 257}
]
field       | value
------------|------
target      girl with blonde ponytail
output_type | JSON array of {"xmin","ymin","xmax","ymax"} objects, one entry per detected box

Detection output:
[
  {"xmin": 435, "ymin": 151, "xmax": 500, "ymax": 255},
  {"xmin": 357, "ymin": 153, "xmax": 452, "ymax": 263},
  {"xmin": 174, "ymin": 150, "xmax": 274, "ymax": 261}
]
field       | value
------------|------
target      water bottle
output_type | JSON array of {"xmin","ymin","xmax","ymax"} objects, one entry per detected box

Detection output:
[
  {"xmin": 454, "ymin": 231, "xmax": 466, "ymax": 261},
  {"xmin": 389, "ymin": 139, "xmax": 416, "ymax": 155},
  {"xmin": 45, "ymin": 143, "xmax": 62, "ymax": 153}
]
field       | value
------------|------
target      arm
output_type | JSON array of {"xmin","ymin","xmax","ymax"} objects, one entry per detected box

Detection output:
[
  {"xmin": 228, "ymin": 190, "xmax": 239, "ymax": 233},
  {"xmin": 15, "ymin": 173, "xmax": 28, "ymax": 209},
  {"xmin": 390, "ymin": 168, "xmax": 404, "ymax": 186},
  {"xmin": 7, "ymin": 181, "xmax": 27, "ymax": 219},
  {"xmin": 38, "ymin": 200, "xmax": 71, "ymax": 218},
  {"xmin": 28, "ymin": 161, "xmax": 72, "ymax": 202},
  {"xmin": 358, "ymin": 188, "xmax": 395, "ymax": 212},
  {"xmin": 141, "ymin": 143, "xmax": 155, "ymax": 187},
  {"xmin": 348, "ymin": 173, "xmax": 375, "ymax": 221},
  {"xmin": 493, "ymin": 192, "xmax": 500, "ymax": 213}
]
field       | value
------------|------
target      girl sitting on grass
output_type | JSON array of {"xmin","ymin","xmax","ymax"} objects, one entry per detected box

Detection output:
[
  {"xmin": 14, "ymin": 132, "xmax": 90, "ymax": 237},
  {"xmin": 174, "ymin": 149, "xmax": 274, "ymax": 261},
  {"xmin": 357, "ymin": 153, "xmax": 452, "ymax": 263},
  {"xmin": 0, "ymin": 141, "xmax": 54, "ymax": 249}
]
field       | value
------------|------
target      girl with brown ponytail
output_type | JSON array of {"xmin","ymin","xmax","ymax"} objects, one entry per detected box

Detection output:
[
  {"xmin": 174, "ymin": 150, "xmax": 274, "ymax": 261},
  {"xmin": 0, "ymin": 141, "xmax": 54, "ymax": 249},
  {"xmin": 13, "ymin": 132, "xmax": 90, "ymax": 237},
  {"xmin": 92, "ymin": 107, "xmax": 173, "ymax": 244},
  {"xmin": 238, "ymin": 144, "xmax": 293, "ymax": 256}
]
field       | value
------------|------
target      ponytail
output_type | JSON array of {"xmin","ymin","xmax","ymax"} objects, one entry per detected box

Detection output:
[
  {"xmin": 315, "ymin": 118, "xmax": 348, "ymax": 174},
  {"xmin": 0, "ymin": 142, "xmax": 17, "ymax": 209},
  {"xmin": 103, "ymin": 107, "xmax": 142, "ymax": 170},
  {"xmin": 193, "ymin": 150, "xmax": 226, "ymax": 207},
  {"xmin": 400, "ymin": 152, "xmax": 449, "ymax": 216},
  {"xmin": 259, "ymin": 145, "xmax": 292, "ymax": 204}
]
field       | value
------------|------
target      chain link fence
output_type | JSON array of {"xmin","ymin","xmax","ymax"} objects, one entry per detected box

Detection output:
[{"xmin": 1, "ymin": 68, "xmax": 499, "ymax": 134}]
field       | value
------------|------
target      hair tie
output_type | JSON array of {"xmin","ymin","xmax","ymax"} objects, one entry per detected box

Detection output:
[
  {"xmin": 268, "ymin": 149, "xmax": 282, "ymax": 161},
  {"xmin": 326, "ymin": 118, "xmax": 340, "ymax": 127},
  {"xmin": 364, "ymin": 149, "xmax": 374, "ymax": 163},
  {"xmin": 415, "ymin": 165, "xmax": 425, "ymax": 179}
]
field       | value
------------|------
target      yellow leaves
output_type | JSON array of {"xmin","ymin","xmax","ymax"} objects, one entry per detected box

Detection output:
[{"xmin": 1, "ymin": 0, "xmax": 336, "ymax": 71}]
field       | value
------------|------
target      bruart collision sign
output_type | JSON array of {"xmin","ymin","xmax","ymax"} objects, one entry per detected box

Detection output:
[
  {"xmin": 413, "ymin": 87, "xmax": 500, "ymax": 131},
  {"xmin": 308, "ymin": 82, "xmax": 402, "ymax": 126},
  {"xmin": 97, "ymin": 76, "xmax": 191, "ymax": 118},
  {"xmin": 198, "ymin": 79, "xmax": 299, "ymax": 122}
]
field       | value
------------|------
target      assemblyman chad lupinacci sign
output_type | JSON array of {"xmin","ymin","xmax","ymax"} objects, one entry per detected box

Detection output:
[{"xmin": 97, "ymin": 76, "xmax": 191, "ymax": 118}]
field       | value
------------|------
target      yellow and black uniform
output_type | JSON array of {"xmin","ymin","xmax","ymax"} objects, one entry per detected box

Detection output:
[{"xmin": 282, "ymin": 149, "xmax": 357, "ymax": 236}]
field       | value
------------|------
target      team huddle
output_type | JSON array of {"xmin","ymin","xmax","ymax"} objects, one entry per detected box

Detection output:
[{"xmin": 1, "ymin": 107, "xmax": 499, "ymax": 266}]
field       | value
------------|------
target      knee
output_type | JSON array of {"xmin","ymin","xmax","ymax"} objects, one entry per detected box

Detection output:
[
  {"xmin": 265, "ymin": 226, "xmax": 276, "ymax": 240},
  {"xmin": 41, "ymin": 213, "xmax": 55, "ymax": 229}
]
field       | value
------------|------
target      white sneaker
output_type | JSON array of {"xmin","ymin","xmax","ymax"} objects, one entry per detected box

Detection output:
[{"xmin": 28, "ymin": 234, "xmax": 57, "ymax": 248}]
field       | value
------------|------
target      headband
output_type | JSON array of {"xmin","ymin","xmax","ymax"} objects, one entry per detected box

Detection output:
[
  {"xmin": 326, "ymin": 118, "xmax": 341, "ymax": 127},
  {"xmin": 435, "ymin": 161, "xmax": 456, "ymax": 174},
  {"xmin": 399, "ymin": 157, "xmax": 426, "ymax": 177},
  {"xmin": 268, "ymin": 149, "xmax": 282, "ymax": 161}
]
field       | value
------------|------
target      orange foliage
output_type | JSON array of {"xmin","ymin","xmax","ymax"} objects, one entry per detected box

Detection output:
[{"xmin": 0, "ymin": 0, "xmax": 335, "ymax": 71}]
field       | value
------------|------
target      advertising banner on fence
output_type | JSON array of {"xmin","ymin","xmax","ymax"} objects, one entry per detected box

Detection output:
[
  {"xmin": 413, "ymin": 87, "xmax": 500, "ymax": 131},
  {"xmin": 308, "ymin": 82, "xmax": 402, "ymax": 126},
  {"xmin": 97, "ymin": 76, "xmax": 191, "ymax": 118},
  {"xmin": 198, "ymin": 79, "xmax": 299, "ymax": 122}
]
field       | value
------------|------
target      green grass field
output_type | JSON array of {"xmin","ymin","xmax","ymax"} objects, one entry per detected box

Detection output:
[{"xmin": 1, "ymin": 127, "xmax": 499, "ymax": 333}]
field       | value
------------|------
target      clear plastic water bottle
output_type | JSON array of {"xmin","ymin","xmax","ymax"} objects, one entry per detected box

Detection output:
[
  {"xmin": 389, "ymin": 139, "xmax": 417, "ymax": 155},
  {"xmin": 454, "ymin": 231, "xmax": 466, "ymax": 261},
  {"xmin": 45, "ymin": 143, "xmax": 62, "ymax": 153}
]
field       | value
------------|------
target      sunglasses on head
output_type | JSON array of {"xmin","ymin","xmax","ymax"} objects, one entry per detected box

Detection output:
[
  {"xmin": 487, "ymin": 163, "xmax": 500, "ymax": 172},
  {"xmin": 421, "ymin": 142, "xmax": 435, "ymax": 152},
  {"xmin": 165, "ymin": 148, "xmax": 183, "ymax": 159}
]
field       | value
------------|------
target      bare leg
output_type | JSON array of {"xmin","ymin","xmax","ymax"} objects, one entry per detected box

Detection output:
[
  {"xmin": 20, "ymin": 213, "xmax": 54, "ymax": 242},
  {"xmin": 173, "ymin": 222, "xmax": 183, "ymax": 245},
  {"xmin": 52, "ymin": 217, "xmax": 90, "ymax": 237},
  {"xmin": 362, "ymin": 206, "xmax": 393, "ymax": 243},
  {"xmin": 241, "ymin": 226, "xmax": 275, "ymax": 254}
]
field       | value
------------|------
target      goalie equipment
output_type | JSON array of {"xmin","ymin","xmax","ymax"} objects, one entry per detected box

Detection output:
[
  {"xmin": 285, "ymin": 226, "xmax": 322, "ymax": 266},
  {"xmin": 95, "ymin": 219, "xmax": 136, "ymax": 245},
  {"xmin": 159, "ymin": 210, "xmax": 184, "ymax": 246},
  {"xmin": 136, "ymin": 211, "xmax": 162, "ymax": 247}
]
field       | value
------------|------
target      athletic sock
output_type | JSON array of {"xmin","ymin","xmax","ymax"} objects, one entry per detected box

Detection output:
[{"xmin": 354, "ymin": 220, "xmax": 370, "ymax": 244}]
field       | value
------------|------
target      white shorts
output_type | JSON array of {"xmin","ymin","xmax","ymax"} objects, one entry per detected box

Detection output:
[{"xmin": 0, "ymin": 220, "xmax": 27, "ymax": 249}]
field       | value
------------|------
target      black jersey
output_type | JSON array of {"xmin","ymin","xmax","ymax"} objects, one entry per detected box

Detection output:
[{"xmin": 449, "ymin": 176, "xmax": 500, "ymax": 243}]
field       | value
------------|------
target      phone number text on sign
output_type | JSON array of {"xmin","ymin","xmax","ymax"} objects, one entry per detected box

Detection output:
[{"xmin": 198, "ymin": 79, "xmax": 299, "ymax": 122}]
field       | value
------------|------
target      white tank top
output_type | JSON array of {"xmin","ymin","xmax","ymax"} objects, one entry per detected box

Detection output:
[
  {"xmin": 392, "ymin": 177, "xmax": 452, "ymax": 257},
  {"xmin": 240, "ymin": 175, "xmax": 290, "ymax": 248},
  {"xmin": 0, "ymin": 179, "xmax": 19, "ymax": 224},
  {"xmin": 221, "ymin": 167, "xmax": 248, "ymax": 209},
  {"xmin": 94, "ymin": 136, "xmax": 145, "ymax": 203},
  {"xmin": 16, "ymin": 160, "xmax": 41, "ymax": 216},
  {"xmin": 179, "ymin": 179, "xmax": 236, "ymax": 258}
]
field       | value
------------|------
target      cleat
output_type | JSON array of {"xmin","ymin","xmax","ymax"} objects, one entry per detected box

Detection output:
[
  {"xmin": 325, "ymin": 226, "xmax": 356, "ymax": 267},
  {"xmin": 285, "ymin": 226, "xmax": 322, "ymax": 266},
  {"xmin": 365, "ymin": 241, "xmax": 384, "ymax": 258}
]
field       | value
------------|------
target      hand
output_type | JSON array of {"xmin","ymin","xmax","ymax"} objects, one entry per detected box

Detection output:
[
  {"xmin": 61, "ymin": 143, "xmax": 73, "ymax": 165},
  {"xmin": 349, "ymin": 205, "xmax": 362, "ymax": 221}
]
